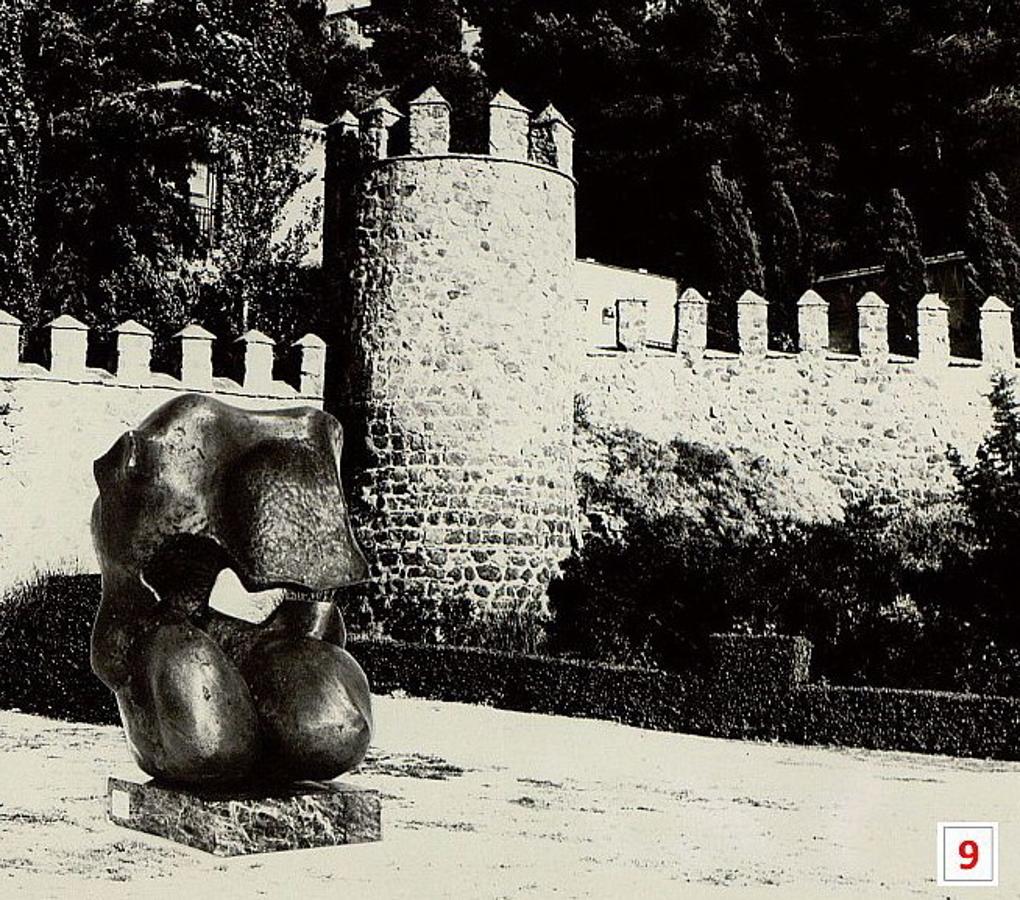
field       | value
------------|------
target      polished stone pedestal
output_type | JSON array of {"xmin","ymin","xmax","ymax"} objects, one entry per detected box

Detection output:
[{"xmin": 107, "ymin": 776, "xmax": 381, "ymax": 856}]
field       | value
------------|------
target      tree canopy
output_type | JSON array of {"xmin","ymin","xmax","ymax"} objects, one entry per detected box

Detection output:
[
  {"xmin": 7, "ymin": 0, "xmax": 1020, "ymax": 342},
  {"xmin": 0, "ymin": 0, "xmax": 39, "ymax": 322},
  {"xmin": 463, "ymin": 0, "xmax": 1020, "ymax": 328},
  {"xmin": 21, "ymin": 0, "xmax": 314, "ymax": 333}
]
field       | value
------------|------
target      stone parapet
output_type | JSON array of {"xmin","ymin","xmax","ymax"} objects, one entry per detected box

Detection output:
[
  {"xmin": 981, "ymin": 296, "xmax": 1016, "ymax": 370},
  {"xmin": 737, "ymin": 290, "xmax": 769, "ymax": 356},
  {"xmin": 0, "ymin": 313, "xmax": 327, "ymax": 401},
  {"xmin": 616, "ymin": 298, "xmax": 649, "ymax": 352}
]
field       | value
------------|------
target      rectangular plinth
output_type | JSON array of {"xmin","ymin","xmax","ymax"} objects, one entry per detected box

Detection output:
[{"xmin": 107, "ymin": 776, "xmax": 381, "ymax": 856}]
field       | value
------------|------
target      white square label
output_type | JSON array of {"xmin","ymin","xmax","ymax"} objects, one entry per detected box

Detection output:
[
  {"xmin": 938, "ymin": 822, "xmax": 998, "ymax": 886},
  {"xmin": 110, "ymin": 788, "xmax": 131, "ymax": 820}
]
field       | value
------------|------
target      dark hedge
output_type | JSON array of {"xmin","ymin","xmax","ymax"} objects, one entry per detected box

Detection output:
[
  {"xmin": 349, "ymin": 637, "xmax": 1020, "ymax": 761},
  {"xmin": 2, "ymin": 572, "xmax": 1019, "ymax": 761},
  {"xmin": 0, "ymin": 573, "xmax": 117, "ymax": 724},
  {"xmin": 707, "ymin": 633, "xmax": 812, "ymax": 692}
]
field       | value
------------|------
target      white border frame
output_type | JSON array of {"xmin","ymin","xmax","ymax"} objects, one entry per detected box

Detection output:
[{"xmin": 937, "ymin": 821, "xmax": 999, "ymax": 887}]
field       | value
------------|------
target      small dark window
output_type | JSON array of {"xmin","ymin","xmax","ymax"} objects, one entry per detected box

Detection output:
[{"xmin": 189, "ymin": 161, "xmax": 220, "ymax": 248}]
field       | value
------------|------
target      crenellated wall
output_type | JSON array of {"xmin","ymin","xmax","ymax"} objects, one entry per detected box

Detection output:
[
  {"xmin": 579, "ymin": 289, "xmax": 1017, "ymax": 516},
  {"xmin": 3, "ymin": 86, "xmax": 1017, "ymax": 620},
  {"xmin": 332, "ymin": 88, "xmax": 579, "ymax": 616},
  {"xmin": 0, "ymin": 311, "xmax": 327, "ymax": 590},
  {"xmin": 323, "ymin": 87, "xmax": 1020, "ymax": 619}
]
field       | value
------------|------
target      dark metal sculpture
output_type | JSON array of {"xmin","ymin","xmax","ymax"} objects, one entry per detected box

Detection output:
[{"xmin": 90, "ymin": 394, "xmax": 372, "ymax": 786}]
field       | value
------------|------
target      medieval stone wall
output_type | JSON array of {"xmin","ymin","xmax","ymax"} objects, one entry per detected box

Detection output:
[
  {"xmin": 326, "ymin": 89, "xmax": 1020, "ymax": 620},
  {"xmin": 579, "ymin": 351, "xmax": 995, "ymax": 519},
  {"xmin": 335, "ymin": 91, "xmax": 579, "ymax": 616},
  {"xmin": 0, "ymin": 313, "xmax": 326, "ymax": 591},
  {"xmin": 580, "ymin": 290, "xmax": 1016, "ymax": 518},
  {"xmin": 2, "ymin": 88, "xmax": 1015, "ymax": 620}
]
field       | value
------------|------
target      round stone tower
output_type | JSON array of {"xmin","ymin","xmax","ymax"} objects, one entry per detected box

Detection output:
[{"xmin": 329, "ymin": 88, "xmax": 578, "ymax": 624}]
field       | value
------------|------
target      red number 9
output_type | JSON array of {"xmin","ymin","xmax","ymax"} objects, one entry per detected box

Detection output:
[{"xmin": 960, "ymin": 840, "xmax": 980, "ymax": 870}]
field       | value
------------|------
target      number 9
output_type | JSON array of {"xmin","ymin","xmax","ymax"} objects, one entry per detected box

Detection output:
[{"xmin": 960, "ymin": 840, "xmax": 980, "ymax": 870}]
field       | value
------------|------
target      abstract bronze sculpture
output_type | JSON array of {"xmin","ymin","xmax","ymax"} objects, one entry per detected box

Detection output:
[{"xmin": 90, "ymin": 394, "xmax": 373, "ymax": 786}]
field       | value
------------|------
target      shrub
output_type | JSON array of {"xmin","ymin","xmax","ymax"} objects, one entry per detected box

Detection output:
[
  {"xmin": 548, "ymin": 494, "xmax": 940, "ymax": 682},
  {"xmin": 547, "ymin": 511, "xmax": 736, "ymax": 669},
  {"xmin": 947, "ymin": 374, "xmax": 1020, "ymax": 638},
  {"xmin": 553, "ymin": 407, "xmax": 1020, "ymax": 694},
  {"xmin": 0, "ymin": 572, "xmax": 115, "ymax": 724}
]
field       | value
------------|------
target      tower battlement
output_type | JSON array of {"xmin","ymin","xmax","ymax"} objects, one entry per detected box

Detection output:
[
  {"xmin": 327, "ymin": 89, "xmax": 580, "ymax": 620},
  {"xmin": 330, "ymin": 87, "xmax": 575, "ymax": 177}
]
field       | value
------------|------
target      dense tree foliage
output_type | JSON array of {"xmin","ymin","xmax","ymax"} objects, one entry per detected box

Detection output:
[
  {"xmin": 19, "ymin": 0, "xmax": 315, "ymax": 335},
  {"xmin": 944, "ymin": 376, "xmax": 1020, "ymax": 653},
  {"xmin": 0, "ymin": 0, "xmax": 39, "ymax": 322},
  {"xmin": 881, "ymin": 189, "xmax": 927, "ymax": 354},
  {"xmin": 7, "ymin": 0, "xmax": 1020, "ymax": 344},
  {"xmin": 9, "ymin": 0, "xmax": 489, "ymax": 337},
  {"xmin": 700, "ymin": 164, "xmax": 765, "ymax": 346},
  {"xmin": 965, "ymin": 179, "xmax": 1020, "ymax": 312},
  {"xmin": 464, "ymin": 0, "xmax": 1020, "ymax": 324},
  {"xmin": 761, "ymin": 180, "xmax": 806, "ymax": 349}
]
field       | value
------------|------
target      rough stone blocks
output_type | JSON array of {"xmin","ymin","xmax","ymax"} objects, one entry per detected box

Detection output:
[
  {"xmin": 107, "ymin": 777, "xmax": 381, "ymax": 856},
  {"xmin": 340, "ymin": 154, "xmax": 578, "ymax": 613}
]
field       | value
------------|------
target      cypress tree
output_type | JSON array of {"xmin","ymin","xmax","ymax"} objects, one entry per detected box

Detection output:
[
  {"xmin": 762, "ymin": 179, "xmax": 804, "ymax": 350},
  {"xmin": 965, "ymin": 180, "xmax": 1020, "ymax": 344},
  {"xmin": 882, "ymin": 189, "xmax": 926, "ymax": 355},
  {"xmin": 701, "ymin": 163, "xmax": 765, "ymax": 348}
]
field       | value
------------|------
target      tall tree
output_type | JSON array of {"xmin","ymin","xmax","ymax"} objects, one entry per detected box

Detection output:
[
  {"xmin": 366, "ymin": 0, "xmax": 490, "ymax": 151},
  {"xmin": 761, "ymin": 180, "xmax": 806, "ymax": 348},
  {"xmin": 0, "ymin": 0, "xmax": 39, "ymax": 322},
  {"xmin": 27, "ymin": 0, "xmax": 313, "ymax": 334},
  {"xmin": 965, "ymin": 180, "xmax": 1020, "ymax": 339},
  {"xmin": 882, "ymin": 189, "xmax": 927, "ymax": 355},
  {"xmin": 701, "ymin": 163, "xmax": 765, "ymax": 347}
]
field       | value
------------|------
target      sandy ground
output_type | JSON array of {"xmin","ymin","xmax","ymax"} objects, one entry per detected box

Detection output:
[{"xmin": 1, "ymin": 696, "xmax": 1018, "ymax": 899}]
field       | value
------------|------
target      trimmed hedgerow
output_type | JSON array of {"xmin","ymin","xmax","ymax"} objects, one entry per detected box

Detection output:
[
  {"xmin": 349, "ymin": 635, "xmax": 701, "ymax": 731},
  {"xmin": 3, "ymin": 571, "xmax": 1019, "ymax": 761},
  {"xmin": 793, "ymin": 685, "xmax": 1020, "ymax": 759},
  {"xmin": 348, "ymin": 637, "xmax": 1020, "ymax": 761},
  {"xmin": 707, "ymin": 633, "xmax": 812, "ymax": 692}
]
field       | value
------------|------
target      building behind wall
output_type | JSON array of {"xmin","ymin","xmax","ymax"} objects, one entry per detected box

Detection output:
[{"xmin": 815, "ymin": 252, "xmax": 970, "ymax": 355}]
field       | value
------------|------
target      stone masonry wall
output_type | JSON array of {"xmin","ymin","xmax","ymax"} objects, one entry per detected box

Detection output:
[
  {"xmin": 335, "ymin": 90, "xmax": 578, "ymax": 615},
  {"xmin": 579, "ymin": 351, "xmax": 996, "ymax": 519},
  {"xmin": 0, "ymin": 315, "xmax": 327, "ymax": 592},
  {"xmin": 584, "ymin": 290, "xmax": 1018, "ymax": 518}
]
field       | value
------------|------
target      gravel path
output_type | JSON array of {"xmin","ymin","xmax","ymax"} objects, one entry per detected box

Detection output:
[{"xmin": 1, "ymin": 697, "xmax": 1018, "ymax": 898}]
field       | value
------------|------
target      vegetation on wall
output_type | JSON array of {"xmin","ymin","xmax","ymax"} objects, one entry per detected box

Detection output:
[{"xmin": 551, "ymin": 376, "xmax": 1020, "ymax": 697}]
